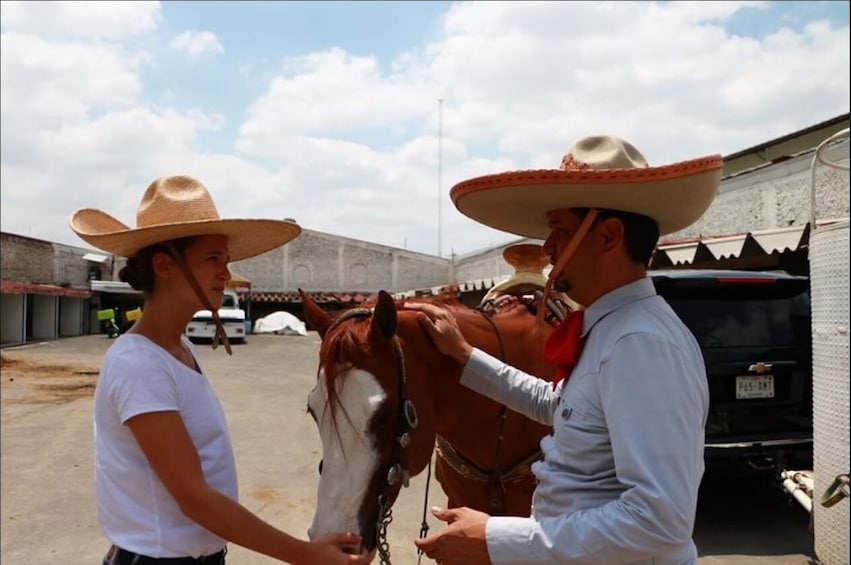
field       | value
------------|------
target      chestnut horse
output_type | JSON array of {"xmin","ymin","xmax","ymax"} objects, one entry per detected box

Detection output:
[{"xmin": 302, "ymin": 290, "xmax": 555, "ymax": 561}]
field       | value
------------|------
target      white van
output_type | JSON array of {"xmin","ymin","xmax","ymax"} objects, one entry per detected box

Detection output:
[{"xmin": 185, "ymin": 288, "xmax": 247, "ymax": 344}]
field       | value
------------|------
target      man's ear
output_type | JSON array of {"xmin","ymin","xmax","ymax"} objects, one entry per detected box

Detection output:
[{"xmin": 598, "ymin": 216, "xmax": 625, "ymax": 251}]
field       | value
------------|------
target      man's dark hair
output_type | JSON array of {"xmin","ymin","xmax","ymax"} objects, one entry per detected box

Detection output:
[
  {"xmin": 577, "ymin": 208, "xmax": 660, "ymax": 266},
  {"xmin": 119, "ymin": 236, "xmax": 198, "ymax": 293}
]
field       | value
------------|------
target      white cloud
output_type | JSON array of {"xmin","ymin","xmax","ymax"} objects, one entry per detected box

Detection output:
[
  {"xmin": 238, "ymin": 47, "xmax": 433, "ymax": 146},
  {"xmin": 168, "ymin": 30, "xmax": 225, "ymax": 57},
  {"xmin": 0, "ymin": 32, "xmax": 148, "ymax": 125}
]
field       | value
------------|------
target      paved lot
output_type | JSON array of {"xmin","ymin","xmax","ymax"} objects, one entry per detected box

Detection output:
[{"xmin": 1, "ymin": 334, "xmax": 816, "ymax": 564}]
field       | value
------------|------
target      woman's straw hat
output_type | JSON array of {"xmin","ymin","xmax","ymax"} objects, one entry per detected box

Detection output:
[
  {"xmin": 69, "ymin": 175, "xmax": 301, "ymax": 260},
  {"xmin": 451, "ymin": 135, "xmax": 722, "ymax": 238}
]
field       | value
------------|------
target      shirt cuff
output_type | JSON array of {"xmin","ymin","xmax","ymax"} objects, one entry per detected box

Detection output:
[{"xmin": 486, "ymin": 516, "xmax": 540, "ymax": 563}]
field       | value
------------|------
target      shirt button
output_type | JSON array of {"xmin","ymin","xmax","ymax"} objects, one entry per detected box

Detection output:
[{"xmin": 562, "ymin": 408, "xmax": 572, "ymax": 419}]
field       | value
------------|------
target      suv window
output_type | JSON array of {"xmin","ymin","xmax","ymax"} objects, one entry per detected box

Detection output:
[
  {"xmin": 651, "ymin": 270, "xmax": 812, "ymax": 474},
  {"xmin": 659, "ymin": 281, "xmax": 810, "ymax": 349}
]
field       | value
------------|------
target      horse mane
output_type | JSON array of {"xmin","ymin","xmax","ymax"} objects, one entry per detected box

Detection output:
[{"xmin": 316, "ymin": 310, "xmax": 368, "ymax": 449}]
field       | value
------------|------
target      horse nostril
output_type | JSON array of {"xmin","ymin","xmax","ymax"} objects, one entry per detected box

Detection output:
[{"xmin": 318, "ymin": 459, "xmax": 323, "ymax": 475}]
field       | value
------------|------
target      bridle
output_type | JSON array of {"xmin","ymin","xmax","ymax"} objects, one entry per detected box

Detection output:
[{"xmin": 321, "ymin": 307, "xmax": 428, "ymax": 565}]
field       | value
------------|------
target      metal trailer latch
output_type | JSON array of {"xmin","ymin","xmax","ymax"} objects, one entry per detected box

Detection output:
[{"xmin": 821, "ymin": 473, "xmax": 850, "ymax": 508}]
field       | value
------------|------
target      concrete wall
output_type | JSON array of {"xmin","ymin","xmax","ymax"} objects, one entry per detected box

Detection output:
[
  {"xmin": 672, "ymin": 142, "xmax": 849, "ymax": 243},
  {"xmin": 231, "ymin": 228, "xmax": 452, "ymax": 293},
  {"xmin": 54, "ymin": 241, "xmax": 113, "ymax": 287}
]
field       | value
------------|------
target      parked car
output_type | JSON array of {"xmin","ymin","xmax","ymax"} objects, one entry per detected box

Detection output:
[
  {"xmin": 650, "ymin": 269, "xmax": 813, "ymax": 475},
  {"xmin": 185, "ymin": 288, "xmax": 247, "ymax": 344}
]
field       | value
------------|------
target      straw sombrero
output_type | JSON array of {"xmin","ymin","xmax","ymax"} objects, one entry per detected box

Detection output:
[
  {"xmin": 69, "ymin": 176, "xmax": 301, "ymax": 260},
  {"xmin": 488, "ymin": 243, "xmax": 549, "ymax": 294},
  {"xmin": 451, "ymin": 135, "xmax": 723, "ymax": 238}
]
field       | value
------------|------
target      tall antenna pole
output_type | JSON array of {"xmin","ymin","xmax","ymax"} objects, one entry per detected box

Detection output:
[{"xmin": 438, "ymin": 98, "xmax": 443, "ymax": 258}]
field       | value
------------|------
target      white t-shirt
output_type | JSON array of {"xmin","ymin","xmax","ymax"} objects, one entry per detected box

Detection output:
[{"xmin": 94, "ymin": 334, "xmax": 236, "ymax": 558}]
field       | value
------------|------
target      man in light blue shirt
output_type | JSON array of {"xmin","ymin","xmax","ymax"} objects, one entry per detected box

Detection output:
[{"xmin": 407, "ymin": 135, "xmax": 723, "ymax": 564}]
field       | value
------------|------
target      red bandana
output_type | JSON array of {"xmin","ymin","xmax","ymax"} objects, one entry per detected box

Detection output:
[{"xmin": 543, "ymin": 310, "xmax": 586, "ymax": 389}]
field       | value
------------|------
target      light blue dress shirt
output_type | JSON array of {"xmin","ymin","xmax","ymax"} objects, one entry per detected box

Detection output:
[{"xmin": 460, "ymin": 277, "xmax": 708, "ymax": 564}]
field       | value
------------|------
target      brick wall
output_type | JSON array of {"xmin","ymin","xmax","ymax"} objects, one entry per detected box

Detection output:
[{"xmin": 0, "ymin": 233, "xmax": 54, "ymax": 282}]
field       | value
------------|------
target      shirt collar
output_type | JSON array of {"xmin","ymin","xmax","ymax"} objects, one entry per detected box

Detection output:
[{"xmin": 581, "ymin": 277, "xmax": 656, "ymax": 338}]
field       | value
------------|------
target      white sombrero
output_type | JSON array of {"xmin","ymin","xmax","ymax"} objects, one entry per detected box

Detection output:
[
  {"xmin": 451, "ymin": 135, "xmax": 723, "ymax": 237},
  {"xmin": 69, "ymin": 175, "xmax": 301, "ymax": 260}
]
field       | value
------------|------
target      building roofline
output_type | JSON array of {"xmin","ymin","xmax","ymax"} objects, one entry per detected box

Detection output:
[{"xmin": 723, "ymin": 113, "xmax": 850, "ymax": 161}]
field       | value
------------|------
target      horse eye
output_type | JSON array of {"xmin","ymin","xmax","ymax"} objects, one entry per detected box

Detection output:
[{"xmin": 318, "ymin": 459, "xmax": 324, "ymax": 475}]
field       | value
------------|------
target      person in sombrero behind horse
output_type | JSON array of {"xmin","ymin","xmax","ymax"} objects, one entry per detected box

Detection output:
[
  {"xmin": 407, "ymin": 135, "xmax": 722, "ymax": 565},
  {"xmin": 70, "ymin": 176, "xmax": 370, "ymax": 565}
]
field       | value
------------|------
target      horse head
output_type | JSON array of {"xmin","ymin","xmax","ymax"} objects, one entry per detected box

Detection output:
[{"xmin": 301, "ymin": 289, "xmax": 449, "ymax": 555}]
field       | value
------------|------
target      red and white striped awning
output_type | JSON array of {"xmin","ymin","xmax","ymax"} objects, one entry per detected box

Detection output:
[{"xmin": 247, "ymin": 291, "xmax": 374, "ymax": 304}]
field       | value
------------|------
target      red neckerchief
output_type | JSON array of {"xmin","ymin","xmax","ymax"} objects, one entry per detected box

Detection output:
[{"xmin": 543, "ymin": 310, "xmax": 586, "ymax": 390}]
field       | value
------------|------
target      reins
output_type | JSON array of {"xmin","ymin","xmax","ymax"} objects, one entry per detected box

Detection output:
[{"xmin": 477, "ymin": 311, "xmax": 511, "ymax": 515}]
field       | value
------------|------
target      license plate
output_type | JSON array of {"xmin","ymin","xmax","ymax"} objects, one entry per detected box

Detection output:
[{"xmin": 736, "ymin": 375, "xmax": 774, "ymax": 399}]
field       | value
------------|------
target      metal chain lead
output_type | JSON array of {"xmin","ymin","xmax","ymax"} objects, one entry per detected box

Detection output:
[{"xmin": 376, "ymin": 494, "xmax": 394, "ymax": 565}]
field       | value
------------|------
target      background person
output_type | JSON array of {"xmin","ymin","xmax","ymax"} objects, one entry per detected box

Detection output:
[
  {"xmin": 70, "ymin": 176, "xmax": 370, "ymax": 565},
  {"xmin": 407, "ymin": 135, "xmax": 722, "ymax": 564}
]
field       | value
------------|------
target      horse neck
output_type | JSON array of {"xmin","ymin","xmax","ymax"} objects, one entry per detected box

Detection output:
[
  {"xmin": 458, "ymin": 306, "xmax": 551, "ymax": 374},
  {"xmin": 416, "ymin": 306, "xmax": 550, "ymax": 433}
]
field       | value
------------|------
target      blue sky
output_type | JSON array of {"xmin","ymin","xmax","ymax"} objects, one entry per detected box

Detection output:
[
  {"xmin": 1, "ymin": 1, "xmax": 849, "ymax": 258},
  {"xmin": 144, "ymin": 1, "xmax": 454, "ymax": 151}
]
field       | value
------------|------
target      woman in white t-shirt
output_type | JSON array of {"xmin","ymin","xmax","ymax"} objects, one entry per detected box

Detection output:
[{"xmin": 70, "ymin": 176, "xmax": 370, "ymax": 565}]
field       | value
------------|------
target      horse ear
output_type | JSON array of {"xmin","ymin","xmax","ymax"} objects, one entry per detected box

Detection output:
[
  {"xmin": 300, "ymin": 288, "xmax": 333, "ymax": 338},
  {"xmin": 370, "ymin": 290, "xmax": 397, "ymax": 340}
]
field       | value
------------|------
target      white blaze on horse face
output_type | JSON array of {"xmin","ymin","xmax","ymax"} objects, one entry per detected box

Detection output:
[{"xmin": 308, "ymin": 365, "xmax": 386, "ymax": 541}]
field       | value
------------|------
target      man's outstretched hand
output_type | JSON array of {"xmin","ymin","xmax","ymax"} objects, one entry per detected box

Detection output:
[{"xmin": 414, "ymin": 506, "xmax": 490, "ymax": 565}]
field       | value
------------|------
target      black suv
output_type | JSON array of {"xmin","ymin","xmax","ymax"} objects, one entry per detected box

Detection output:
[{"xmin": 650, "ymin": 269, "xmax": 813, "ymax": 475}]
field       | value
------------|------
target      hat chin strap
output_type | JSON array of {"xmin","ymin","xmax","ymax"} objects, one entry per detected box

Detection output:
[
  {"xmin": 167, "ymin": 242, "xmax": 233, "ymax": 355},
  {"xmin": 540, "ymin": 209, "xmax": 598, "ymax": 321}
]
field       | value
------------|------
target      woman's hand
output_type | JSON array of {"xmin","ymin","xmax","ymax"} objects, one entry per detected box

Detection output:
[{"xmin": 299, "ymin": 532, "xmax": 374, "ymax": 565}]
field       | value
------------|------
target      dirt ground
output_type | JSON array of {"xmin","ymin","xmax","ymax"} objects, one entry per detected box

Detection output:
[{"xmin": 1, "ymin": 334, "xmax": 816, "ymax": 564}]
